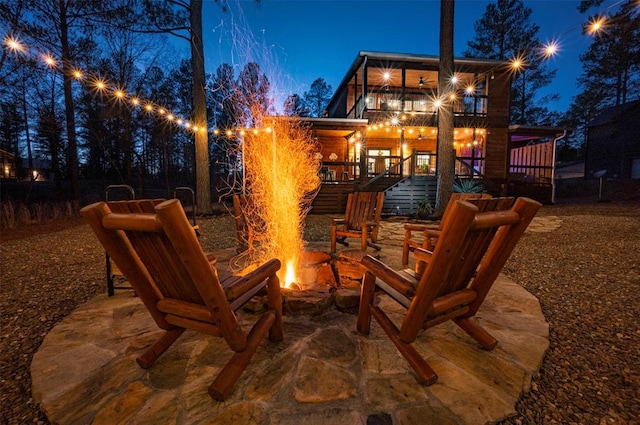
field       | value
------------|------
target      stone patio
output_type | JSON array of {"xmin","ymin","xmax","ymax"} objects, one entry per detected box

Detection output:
[{"xmin": 30, "ymin": 218, "xmax": 556, "ymax": 425}]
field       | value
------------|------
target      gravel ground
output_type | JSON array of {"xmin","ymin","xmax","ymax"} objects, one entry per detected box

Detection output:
[{"xmin": 1, "ymin": 199, "xmax": 639, "ymax": 425}]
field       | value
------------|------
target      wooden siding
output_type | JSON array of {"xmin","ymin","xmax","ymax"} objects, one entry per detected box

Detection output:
[
  {"xmin": 484, "ymin": 69, "xmax": 511, "ymax": 180},
  {"xmin": 484, "ymin": 127, "xmax": 509, "ymax": 180}
]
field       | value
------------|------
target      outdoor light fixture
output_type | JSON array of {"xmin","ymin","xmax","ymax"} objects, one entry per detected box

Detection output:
[{"xmin": 418, "ymin": 77, "xmax": 425, "ymax": 87}]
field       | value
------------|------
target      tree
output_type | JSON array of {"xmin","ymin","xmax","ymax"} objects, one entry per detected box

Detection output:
[
  {"xmin": 283, "ymin": 94, "xmax": 308, "ymax": 117},
  {"xmin": 237, "ymin": 62, "xmax": 272, "ymax": 127},
  {"xmin": 131, "ymin": 0, "xmax": 258, "ymax": 214},
  {"xmin": 563, "ymin": 0, "xmax": 639, "ymax": 150},
  {"xmin": 19, "ymin": 0, "xmax": 125, "ymax": 200},
  {"xmin": 577, "ymin": 0, "xmax": 639, "ymax": 107},
  {"xmin": 464, "ymin": 0, "xmax": 558, "ymax": 124},
  {"xmin": 190, "ymin": 0, "xmax": 211, "ymax": 213},
  {"xmin": 209, "ymin": 63, "xmax": 241, "ymax": 176},
  {"xmin": 303, "ymin": 78, "xmax": 332, "ymax": 117},
  {"xmin": 435, "ymin": 0, "xmax": 455, "ymax": 215}
]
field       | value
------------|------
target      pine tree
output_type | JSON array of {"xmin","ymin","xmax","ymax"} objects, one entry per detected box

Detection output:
[
  {"xmin": 576, "ymin": 1, "xmax": 639, "ymax": 109},
  {"xmin": 303, "ymin": 78, "xmax": 333, "ymax": 117},
  {"xmin": 562, "ymin": 0, "xmax": 639, "ymax": 151},
  {"xmin": 464, "ymin": 0, "xmax": 558, "ymax": 124},
  {"xmin": 283, "ymin": 94, "xmax": 308, "ymax": 117}
]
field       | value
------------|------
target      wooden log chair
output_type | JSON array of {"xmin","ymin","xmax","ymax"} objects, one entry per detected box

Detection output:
[
  {"xmin": 81, "ymin": 199, "xmax": 284, "ymax": 401},
  {"xmin": 330, "ymin": 191, "xmax": 385, "ymax": 253},
  {"xmin": 402, "ymin": 193, "xmax": 497, "ymax": 267},
  {"xmin": 105, "ymin": 199, "xmax": 216, "ymax": 295},
  {"xmin": 357, "ymin": 197, "xmax": 541, "ymax": 386}
]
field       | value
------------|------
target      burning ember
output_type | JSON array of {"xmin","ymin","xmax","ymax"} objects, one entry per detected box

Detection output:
[{"xmin": 236, "ymin": 117, "xmax": 320, "ymax": 288}]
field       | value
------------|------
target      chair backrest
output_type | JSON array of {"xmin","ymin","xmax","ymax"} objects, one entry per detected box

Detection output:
[
  {"xmin": 81, "ymin": 199, "xmax": 244, "ymax": 346},
  {"xmin": 401, "ymin": 197, "xmax": 540, "ymax": 341},
  {"xmin": 437, "ymin": 192, "xmax": 489, "ymax": 225},
  {"xmin": 344, "ymin": 192, "xmax": 384, "ymax": 231},
  {"xmin": 439, "ymin": 195, "xmax": 513, "ymax": 231}
]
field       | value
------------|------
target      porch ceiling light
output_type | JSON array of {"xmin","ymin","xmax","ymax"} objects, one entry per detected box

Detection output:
[{"xmin": 418, "ymin": 76, "xmax": 425, "ymax": 87}]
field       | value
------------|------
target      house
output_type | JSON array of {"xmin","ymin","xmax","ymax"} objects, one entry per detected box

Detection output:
[
  {"xmin": 0, "ymin": 149, "xmax": 18, "ymax": 180},
  {"xmin": 585, "ymin": 100, "xmax": 640, "ymax": 180},
  {"xmin": 308, "ymin": 51, "xmax": 565, "ymax": 213}
]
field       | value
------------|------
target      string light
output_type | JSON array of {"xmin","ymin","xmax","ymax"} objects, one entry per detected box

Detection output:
[
  {"xmin": 587, "ymin": 15, "xmax": 607, "ymax": 35},
  {"xmin": 1, "ymin": 0, "xmax": 628, "ymax": 140},
  {"xmin": 542, "ymin": 40, "xmax": 560, "ymax": 58},
  {"xmin": 43, "ymin": 54, "xmax": 57, "ymax": 67},
  {"xmin": 4, "ymin": 35, "xmax": 25, "ymax": 53}
]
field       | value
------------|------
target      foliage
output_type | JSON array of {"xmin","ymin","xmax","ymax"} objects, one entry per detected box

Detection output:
[
  {"xmin": 453, "ymin": 178, "xmax": 485, "ymax": 194},
  {"xmin": 303, "ymin": 78, "xmax": 333, "ymax": 117},
  {"xmin": 464, "ymin": 0, "xmax": 558, "ymax": 125},
  {"xmin": 416, "ymin": 200, "xmax": 434, "ymax": 218},
  {"xmin": 283, "ymin": 94, "xmax": 309, "ymax": 117},
  {"xmin": 563, "ymin": 0, "xmax": 640, "ymax": 148}
]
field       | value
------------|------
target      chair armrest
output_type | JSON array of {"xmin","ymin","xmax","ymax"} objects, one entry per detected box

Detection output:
[
  {"xmin": 404, "ymin": 223, "xmax": 438, "ymax": 232},
  {"xmin": 360, "ymin": 220, "xmax": 379, "ymax": 229},
  {"xmin": 422, "ymin": 229, "xmax": 441, "ymax": 238},
  {"xmin": 224, "ymin": 258, "xmax": 281, "ymax": 301},
  {"xmin": 361, "ymin": 254, "xmax": 416, "ymax": 298},
  {"xmin": 413, "ymin": 248, "xmax": 433, "ymax": 263}
]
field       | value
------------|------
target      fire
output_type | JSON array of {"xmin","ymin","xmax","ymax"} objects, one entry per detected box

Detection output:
[
  {"xmin": 284, "ymin": 260, "xmax": 297, "ymax": 288},
  {"xmin": 235, "ymin": 116, "xmax": 321, "ymax": 288}
]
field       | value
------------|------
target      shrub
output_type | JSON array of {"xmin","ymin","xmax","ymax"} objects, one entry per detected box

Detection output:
[
  {"xmin": 0, "ymin": 200, "xmax": 80, "ymax": 230},
  {"xmin": 453, "ymin": 178, "xmax": 485, "ymax": 194}
]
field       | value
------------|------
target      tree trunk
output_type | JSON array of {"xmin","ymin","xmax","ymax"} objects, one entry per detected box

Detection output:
[
  {"xmin": 190, "ymin": 0, "xmax": 212, "ymax": 214},
  {"xmin": 59, "ymin": 5, "xmax": 80, "ymax": 200},
  {"xmin": 435, "ymin": 0, "xmax": 455, "ymax": 216}
]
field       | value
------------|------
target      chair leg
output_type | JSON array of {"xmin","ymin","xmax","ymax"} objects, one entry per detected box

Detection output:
[
  {"xmin": 357, "ymin": 271, "xmax": 376, "ymax": 335},
  {"xmin": 370, "ymin": 306, "xmax": 438, "ymax": 386},
  {"xmin": 361, "ymin": 228, "xmax": 368, "ymax": 251},
  {"xmin": 401, "ymin": 242, "xmax": 410, "ymax": 267},
  {"xmin": 330, "ymin": 225, "xmax": 337, "ymax": 253},
  {"xmin": 136, "ymin": 327, "xmax": 185, "ymax": 369},
  {"xmin": 208, "ymin": 311, "xmax": 276, "ymax": 401},
  {"xmin": 454, "ymin": 317, "xmax": 498, "ymax": 350},
  {"xmin": 266, "ymin": 275, "xmax": 283, "ymax": 342}
]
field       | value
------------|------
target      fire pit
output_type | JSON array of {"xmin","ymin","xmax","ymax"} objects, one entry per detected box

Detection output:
[{"xmin": 216, "ymin": 244, "xmax": 377, "ymax": 316}]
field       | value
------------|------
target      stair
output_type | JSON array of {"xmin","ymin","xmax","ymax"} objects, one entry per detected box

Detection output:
[{"xmin": 382, "ymin": 176, "xmax": 437, "ymax": 216}]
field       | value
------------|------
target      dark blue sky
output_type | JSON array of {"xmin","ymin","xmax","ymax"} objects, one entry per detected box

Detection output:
[{"xmin": 198, "ymin": 0, "xmax": 611, "ymax": 113}]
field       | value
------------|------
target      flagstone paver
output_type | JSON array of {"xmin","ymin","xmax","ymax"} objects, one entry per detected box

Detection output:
[{"xmin": 31, "ymin": 220, "xmax": 558, "ymax": 425}]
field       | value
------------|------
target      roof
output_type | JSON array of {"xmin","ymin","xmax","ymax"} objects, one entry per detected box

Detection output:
[
  {"xmin": 298, "ymin": 117, "xmax": 368, "ymax": 130},
  {"xmin": 509, "ymin": 125, "xmax": 568, "ymax": 143},
  {"xmin": 299, "ymin": 117, "xmax": 369, "ymax": 138},
  {"xmin": 587, "ymin": 100, "xmax": 640, "ymax": 128}
]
